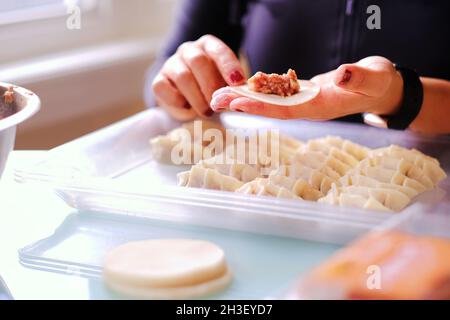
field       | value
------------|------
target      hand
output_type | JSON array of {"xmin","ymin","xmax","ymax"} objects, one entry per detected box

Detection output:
[
  {"xmin": 210, "ymin": 56, "xmax": 404, "ymax": 120},
  {"xmin": 152, "ymin": 34, "xmax": 246, "ymax": 121}
]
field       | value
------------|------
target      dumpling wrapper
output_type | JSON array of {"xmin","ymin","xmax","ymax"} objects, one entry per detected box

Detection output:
[
  {"xmin": 229, "ymin": 80, "xmax": 320, "ymax": 106},
  {"xmin": 106, "ymin": 267, "xmax": 232, "ymax": 300},
  {"xmin": 103, "ymin": 239, "xmax": 232, "ymax": 299}
]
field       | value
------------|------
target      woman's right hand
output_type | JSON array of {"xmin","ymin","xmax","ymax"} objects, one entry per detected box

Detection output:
[{"xmin": 151, "ymin": 34, "xmax": 246, "ymax": 121}]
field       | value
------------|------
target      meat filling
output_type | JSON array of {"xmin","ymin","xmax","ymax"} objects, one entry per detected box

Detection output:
[
  {"xmin": 248, "ymin": 69, "xmax": 300, "ymax": 97},
  {"xmin": 0, "ymin": 86, "xmax": 15, "ymax": 120},
  {"xmin": 3, "ymin": 86, "xmax": 14, "ymax": 104}
]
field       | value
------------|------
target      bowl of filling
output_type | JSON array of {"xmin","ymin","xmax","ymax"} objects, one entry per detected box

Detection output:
[{"xmin": 0, "ymin": 83, "xmax": 40, "ymax": 178}]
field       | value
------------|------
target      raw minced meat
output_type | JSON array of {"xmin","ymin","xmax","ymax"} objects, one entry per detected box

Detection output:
[
  {"xmin": 247, "ymin": 69, "xmax": 300, "ymax": 97},
  {"xmin": 3, "ymin": 86, "xmax": 14, "ymax": 104},
  {"xmin": 0, "ymin": 86, "xmax": 15, "ymax": 120}
]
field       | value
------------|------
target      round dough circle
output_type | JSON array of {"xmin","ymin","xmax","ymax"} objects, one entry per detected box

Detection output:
[
  {"xmin": 229, "ymin": 80, "xmax": 320, "ymax": 106},
  {"xmin": 106, "ymin": 267, "xmax": 233, "ymax": 299},
  {"xmin": 103, "ymin": 239, "xmax": 229, "ymax": 289}
]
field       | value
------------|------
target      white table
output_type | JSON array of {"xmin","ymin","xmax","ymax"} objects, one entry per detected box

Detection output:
[
  {"xmin": 0, "ymin": 151, "xmax": 112, "ymax": 299},
  {"xmin": 0, "ymin": 151, "xmax": 340, "ymax": 300}
]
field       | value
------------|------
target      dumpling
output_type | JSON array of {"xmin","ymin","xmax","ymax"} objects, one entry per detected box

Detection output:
[
  {"xmin": 150, "ymin": 120, "xmax": 225, "ymax": 164},
  {"xmin": 340, "ymin": 174, "xmax": 418, "ymax": 199},
  {"xmin": 269, "ymin": 164, "xmax": 336, "ymax": 195},
  {"xmin": 198, "ymin": 156, "xmax": 261, "ymax": 183},
  {"xmin": 291, "ymin": 178, "xmax": 324, "ymax": 201},
  {"xmin": 220, "ymin": 132, "xmax": 301, "ymax": 172},
  {"xmin": 372, "ymin": 145, "xmax": 435, "ymax": 163},
  {"xmin": 178, "ymin": 166, "xmax": 243, "ymax": 192},
  {"xmin": 363, "ymin": 197, "xmax": 391, "ymax": 211},
  {"xmin": 293, "ymin": 152, "xmax": 351, "ymax": 177},
  {"xmin": 422, "ymin": 161, "xmax": 447, "ymax": 184},
  {"xmin": 236, "ymin": 178, "xmax": 299, "ymax": 199},
  {"xmin": 167, "ymin": 127, "xmax": 447, "ymax": 213},
  {"xmin": 302, "ymin": 136, "xmax": 370, "ymax": 161},
  {"xmin": 342, "ymin": 186, "xmax": 410, "ymax": 211},
  {"xmin": 237, "ymin": 175, "xmax": 323, "ymax": 201},
  {"xmin": 279, "ymin": 134, "xmax": 304, "ymax": 163},
  {"xmin": 369, "ymin": 188, "xmax": 410, "ymax": 211},
  {"xmin": 149, "ymin": 129, "xmax": 188, "ymax": 163},
  {"xmin": 292, "ymin": 152, "xmax": 326, "ymax": 169},
  {"xmin": 293, "ymin": 137, "xmax": 364, "ymax": 177},
  {"xmin": 319, "ymin": 190, "xmax": 377, "ymax": 210},
  {"xmin": 339, "ymin": 193, "xmax": 368, "ymax": 208},
  {"xmin": 357, "ymin": 155, "xmax": 436, "ymax": 188},
  {"xmin": 352, "ymin": 166, "xmax": 428, "ymax": 192},
  {"xmin": 371, "ymin": 145, "xmax": 446, "ymax": 183},
  {"xmin": 269, "ymin": 175, "xmax": 324, "ymax": 200},
  {"xmin": 280, "ymin": 134, "xmax": 304, "ymax": 151},
  {"xmin": 308, "ymin": 171, "xmax": 335, "ymax": 195},
  {"xmin": 341, "ymin": 140, "xmax": 370, "ymax": 161},
  {"xmin": 318, "ymin": 185, "xmax": 408, "ymax": 211},
  {"xmin": 328, "ymin": 147, "xmax": 360, "ymax": 167}
]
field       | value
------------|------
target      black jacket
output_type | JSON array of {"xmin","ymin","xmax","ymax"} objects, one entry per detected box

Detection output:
[{"xmin": 146, "ymin": 0, "xmax": 450, "ymax": 116}]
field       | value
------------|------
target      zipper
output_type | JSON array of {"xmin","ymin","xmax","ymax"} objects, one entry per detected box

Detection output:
[
  {"xmin": 346, "ymin": 0, "xmax": 354, "ymax": 15},
  {"xmin": 341, "ymin": 0, "xmax": 357, "ymax": 64}
]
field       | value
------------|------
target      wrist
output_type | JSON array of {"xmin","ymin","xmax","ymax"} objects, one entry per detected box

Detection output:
[
  {"xmin": 364, "ymin": 66, "xmax": 424, "ymax": 130},
  {"xmin": 373, "ymin": 70, "xmax": 404, "ymax": 116}
]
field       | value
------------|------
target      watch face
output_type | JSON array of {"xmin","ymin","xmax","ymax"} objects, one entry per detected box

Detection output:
[{"xmin": 363, "ymin": 112, "xmax": 388, "ymax": 129}]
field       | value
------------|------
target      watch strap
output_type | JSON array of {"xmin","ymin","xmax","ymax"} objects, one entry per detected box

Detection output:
[{"xmin": 386, "ymin": 65, "xmax": 423, "ymax": 130}]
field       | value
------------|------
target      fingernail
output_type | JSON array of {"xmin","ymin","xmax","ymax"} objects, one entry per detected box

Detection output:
[
  {"xmin": 204, "ymin": 108, "xmax": 214, "ymax": 117},
  {"xmin": 183, "ymin": 102, "xmax": 191, "ymax": 109},
  {"xmin": 230, "ymin": 70, "xmax": 244, "ymax": 84},
  {"xmin": 339, "ymin": 70, "xmax": 352, "ymax": 85}
]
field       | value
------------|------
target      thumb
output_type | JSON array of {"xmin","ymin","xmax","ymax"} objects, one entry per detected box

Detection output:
[{"xmin": 333, "ymin": 62, "xmax": 392, "ymax": 97}]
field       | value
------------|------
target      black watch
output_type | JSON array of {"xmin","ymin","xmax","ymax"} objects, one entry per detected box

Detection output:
[{"xmin": 384, "ymin": 65, "xmax": 424, "ymax": 130}]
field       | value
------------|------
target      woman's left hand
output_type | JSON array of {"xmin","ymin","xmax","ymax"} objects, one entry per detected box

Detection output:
[{"xmin": 210, "ymin": 56, "xmax": 404, "ymax": 120}]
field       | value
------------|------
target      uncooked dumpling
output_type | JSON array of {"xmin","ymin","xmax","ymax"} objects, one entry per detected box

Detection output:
[
  {"xmin": 199, "ymin": 157, "xmax": 261, "ymax": 183},
  {"xmin": 270, "ymin": 165, "xmax": 335, "ymax": 195},
  {"xmin": 178, "ymin": 166, "xmax": 243, "ymax": 191},
  {"xmin": 303, "ymin": 136, "xmax": 370, "ymax": 161},
  {"xmin": 156, "ymin": 122, "xmax": 446, "ymax": 212},
  {"xmin": 340, "ymin": 174, "xmax": 418, "ymax": 199},
  {"xmin": 150, "ymin": 120, "xmax": 225, "ymax": 164},
  {"xmin": 237, "ymin": 177, "xmax": 299, "ymax": 199},
  {"xmin": 318, "ymin": 188, "xmax": 392, "ymax": 212},
  {"xmin": 103, "ymin": 239, "xmax": 232, "ymax": 299}
]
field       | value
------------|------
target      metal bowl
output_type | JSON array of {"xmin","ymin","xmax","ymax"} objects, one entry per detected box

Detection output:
[{"xmin": 0, "ymin": 82, "xmax": 40, "ymax": 178}]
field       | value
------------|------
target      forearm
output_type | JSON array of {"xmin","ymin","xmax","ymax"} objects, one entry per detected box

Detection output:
[{"xmin": 409, "ymin": 77, "xmax": 450, "ymax": 135}]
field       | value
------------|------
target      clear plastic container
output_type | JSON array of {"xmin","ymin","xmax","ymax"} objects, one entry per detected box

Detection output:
[
  {"xmin": 280, "ymin": 205, "xmax": 450, "ymax": 300},
  {"xmin": 19, "ymin": 211, "xmax": 341, "ymax": 299},
  {"xmin": 380, "ymin": 203, "xmax": 450, "ymax": 238},
  {"xmin": 15, "ymin": 109, "xmax": 450, "ymax": 244}
]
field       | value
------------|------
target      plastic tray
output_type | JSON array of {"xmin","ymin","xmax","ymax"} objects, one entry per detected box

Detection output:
[
  {"xmin": 19, "ymin": 211, "xmax": 340, "ymax": 299},
  {"xmin": 15, "ymin": 109, "xmax": 450, "ymax": 244},
  {"xmin": 380, "ymin": 203, "xmax": 450, "ymax": 238},
  {"xmin": 279, "ymin": 205, "xmax": 450, "ymax": 300}
]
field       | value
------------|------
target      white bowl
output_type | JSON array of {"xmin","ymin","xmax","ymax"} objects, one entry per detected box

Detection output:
[{"xmin": 0, "ymin": 82, "xmax": 40, "ymax": 178}]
